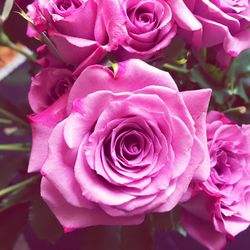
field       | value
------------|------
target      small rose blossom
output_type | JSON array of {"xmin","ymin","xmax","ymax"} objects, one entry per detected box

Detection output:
[
  {"xmin": 28, "ymin": 67, "xmax": 74, "ymax": 113},
  {"xmin": 26, "ymin": 0, "xmax": 127, "ymax": 68},
  {"xmin": 114, "ymin": 0, "xmax": 177, "ymax": 59},
  {"xmin": 181, "ymin": 111, "xmax": 250, "ymax": 250},
  {"xmin": 169, "ymin": 0, "xmax": 250, "ymax": 57},
  {"xmin": 28, "ymin": 59, "xmax": 211, "ymax": 229}
]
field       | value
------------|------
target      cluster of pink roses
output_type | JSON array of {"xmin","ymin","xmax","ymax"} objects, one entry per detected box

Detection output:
[
  {"xmin": 25, "ymin": 0, "xmax": 250, "ymax": 249},
  {"xmin": 26, "ymin": 0, "xmax": 250, "ymax": 67}
]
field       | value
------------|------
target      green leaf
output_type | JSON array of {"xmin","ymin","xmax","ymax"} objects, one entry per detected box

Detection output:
[
  {"xmin": 0, "ymin": 183, "xmax": 38, "ymax": 213},
  {"xmin": 40, "ymin": 32, "xmax": 63, "ymax": 62},
  {"xmin": 190, "ymin": 67, "xmax": 226, "ymax": 105},
  {"xmin": 0, "ymin": 203, "xmax": 29, "ymax": 250},
  {"xmin": 226, "ymin": 77, "xmax": 250, "ymax": 105},
  {"xmin": 226, "ymin": 49, "xmax": 250, "ymax": 86},
  {"xmin": 29, "ymin": 196, "xmax": 64, "ymax": 243},
  {"xmin": 163, "ymin": 37, "xmax": 186, "ymax": 63},
  {"xmin": 163, "ymin": 63, "xmax": 189, "ymax": 74},
  {"xmin": 189, "ymin": 67, "xmax": 212, "ymax": 89},
  {"xmin": 1, "ymin": 0, "xmax": 14, "ymax": 23},
  {"xmin": 236, "ymin": 78, "xmax": 250, "ymax": 103},
  {"xmin": 0, "ymin": 175, "xmax": 39, "ymax": 198},
  {"xmin": 225, "ymin": 49, "xmax": 250, "ymax": 104},
  {"xmin": 205, "ymin": 63, "xmax": 225, "ymax": 83}
]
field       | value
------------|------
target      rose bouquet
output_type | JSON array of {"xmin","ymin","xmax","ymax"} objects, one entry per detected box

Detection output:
[{"xmin": 0, "ymin": 0, "xmax": 249, "ymax": 249}]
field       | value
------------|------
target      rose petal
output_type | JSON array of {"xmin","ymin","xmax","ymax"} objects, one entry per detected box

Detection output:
[
  {"xmin": 41, "ymin": 178, "xmax": 144, "ymax": 228},
  {"xmin": 28, "ymin": 94, "xmax": 68, "ymax": 172}
]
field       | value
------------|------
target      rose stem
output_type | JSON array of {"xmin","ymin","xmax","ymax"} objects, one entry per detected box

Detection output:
[
  {"xmin": 163, "ymin": 63, "xmax": 189, "ymax": 74},
  {"xmin": 0, "ymin": 32, "xmax": 37, "ymax": 63},
  {"xmin": 0, "ymin": 175, "xmax": 40, "ymax": 198},
  {"xmin": 224, "ymin": 106, "xmax": 247, "ymax": 115},
  {"xmin": 0, "ymin": 107, "xmax": 29, "ymax": 128},
  {"xmin": 0, "ymin": 143, "xmax": 31, "ymax": 151}
]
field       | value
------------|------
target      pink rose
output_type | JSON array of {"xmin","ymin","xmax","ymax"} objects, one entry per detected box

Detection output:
[
  {"xmin": 29, "ymin": 67, "xmax": 74, "ymax": 113},
  {"xmin": 170, "ymin": 0, "xmax": 250, "ymax": 57},
  {"xmin": 26, "ymin": 0, "xmax": 127, "ymax": 67},
  {"xmin": 28, "ymin": 59, "xmax": 211, "ymax": 229},
  {"xmin": 181, "ymin": 111, "xmax": 250, "ymax": 250},
  {"xmin": 114, "ymin": 0, "xmax": 177, "ymax": 59}
]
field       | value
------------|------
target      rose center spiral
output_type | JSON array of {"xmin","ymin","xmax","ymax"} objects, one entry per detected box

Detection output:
[
  {"xmin": 116, "ymin": 130, "xmax": 144, "ymax": 161},
  {"xmin": 50, "ymin": 78, "xmax": 73, "ymax": 103},
  {"xmin": 55, "ymin": 0, "xmax": 81, "ymax": 11}
]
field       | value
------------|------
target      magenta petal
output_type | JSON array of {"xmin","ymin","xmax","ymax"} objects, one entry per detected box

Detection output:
[
  {"xmin": 168, "ymin": 0, "xmax": 201, "ymax": 31},
  {"xmin": 170, "ymin": 115, "xmax": 193, "ymax": 178},
  {"xmin": 41, "ymin": 178, "xmax": 144, "ymax": 229},
  {"xmin": 68, "ymin": 59, "xmax": 178, "ymax": 110},
  {"xmin": 53, "ymin": 2, "xmax": 97, "ymax": 39},
  {"xmin": 181, "ymin": 89, "xmax": 212, "ymax": 181},
  {"xmin": 27, "ymin": 94, "xmax": 68, "ymax": 172},
  {"xmin": 98, "ymin": 0, "xmax": 129, "ymax": 49},
  {"xmin": 49, "ymin": 31, "xmax": 99, "ymax": 65},
  {"xmin": 222, "ymin": 215, "xmax": 250, "ymax": 237},
  {"xmin": 75, "ymin": 141, "xmax": 135, "ymax": 206},
  {"xmin": 223, "ymin": 29, "xmax": 250, "ymax": 57},
  {"xmin": 63, "ymin": 112, "xmax": 87, "ymax": 148},
  {"xmin": 73, "ymin": 46, "xmax": 107, "ymax": 78},
  {"xmin": 41, "ymin": 120, "xmax": 93, "ymax": 208}
]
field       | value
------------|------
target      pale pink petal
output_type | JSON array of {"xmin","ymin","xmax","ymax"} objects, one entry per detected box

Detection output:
[
  {"xmin": 41, "ymin": 178, "xmax": 144, "ymax": 229},
  {"xmin": 68, "ymin": 59, "xmax": 178, "ymax": 110},
  {"xmin": 27, "ymin": 94, "xmax": 68, "ymax": 172},
  {"xmin": 223, "ymin": 29, "xmax": 250, "ymax": 57},
  {"xmin": 49, "ymin": 31, "xmax": 99, "ymax": 65},
  {"xmin": 181, "ymin": 89, "xmax": 212, "ymax": 181}
]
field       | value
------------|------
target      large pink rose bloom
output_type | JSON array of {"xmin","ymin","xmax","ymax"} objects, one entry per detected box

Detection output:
[
  {"xmin": 28, "ymin": 59, "xmax": 211, "ymax": 229},
  {"xmin": 181, "ymin": 111, "xmax": 250, "ymax": 250},
  {"xmin": 169, "ymin": 0, "xmax": 250, "ymax": 57},
  {"xmin": 113, "ymin": 0, "xmax": 177, "ymax": 59},
  {"xmin": 26, "ymin": 0, "xmax": 127, "ymax": 68}
]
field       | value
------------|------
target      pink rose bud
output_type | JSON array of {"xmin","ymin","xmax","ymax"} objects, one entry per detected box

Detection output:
[
  {"xmin": 28, "ymin": 67, "xmax": 74, "ymax": 113},
  {"xmin": 26, "ymin": 0, "xmax": 126, "ymax": 67}
]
